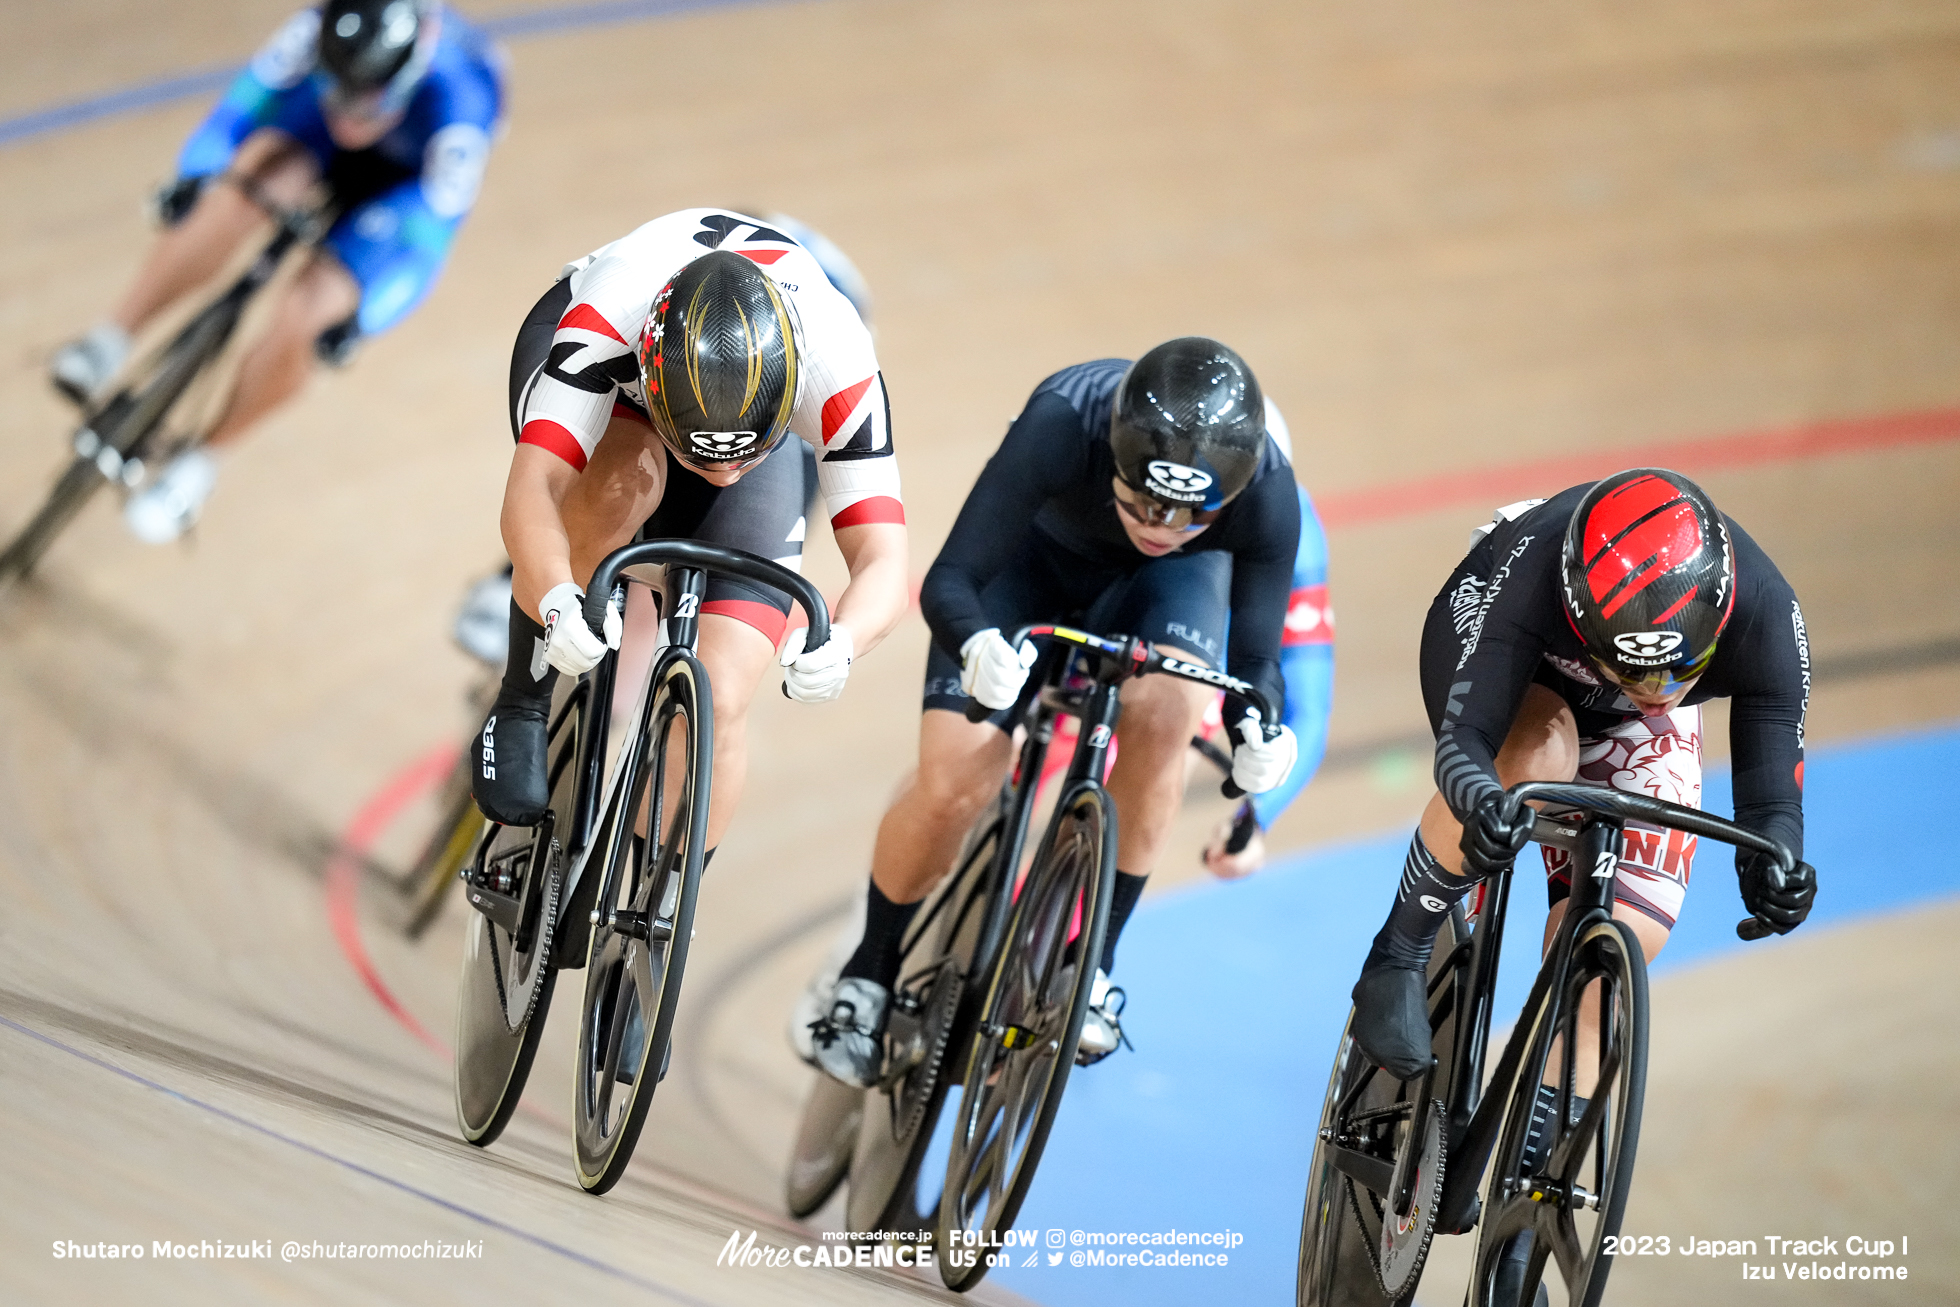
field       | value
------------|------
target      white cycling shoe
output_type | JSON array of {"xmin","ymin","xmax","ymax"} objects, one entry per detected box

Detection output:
[
  {"xmin": 50, "ymin": 323, "xmax": 131, "ymax": 406},
  {"xmin": 124, "ymin": 448, "xmax": 218, "ymax": 545},
  {"xmin": 453, "ymin": 570, "xmax": 514, "ymax": 665},
  {"xmin": 809, "ymin": 977, "xmax": 888, "ymax": 1090},
  {"xmin": 1076, "ymin": 968, "xmax": 1129, "ymax": 1066}
]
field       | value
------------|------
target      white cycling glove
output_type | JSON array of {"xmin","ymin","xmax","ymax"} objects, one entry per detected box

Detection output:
[
  {"xmin": 1231, "ymin": 709, "xmax": 1299, "ymax": 795},
  {"xmin": 539, "ymin": 581, "xmax": 620, "ymax": 677},
  {"xmin": 960, "ymin": 628, "xmax": 1037, "ymax": 711},
  {"xmin": 781, "ymin": 626, "xmax": 854, "ymax": 703}
]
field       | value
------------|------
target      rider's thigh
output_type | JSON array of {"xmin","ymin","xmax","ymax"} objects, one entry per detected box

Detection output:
[
  {"xmin": 562, "ymin": 418, "xmax": 670, "ymax": 582},
  {"xmin": 1494, "ymin": 683, "xmax": 1581, "ymax": 785},
  {"xmin": 281, "ymin": 252, "xmax": 361, "ymax": 333},
  {"xmin": 1112, "ymin": 643, "xmax": 1214, "ymax": 760},
  {"xmin": 1417, "ymin": 684, "xmax": 1579, "ymax": 876},
  {"xmin": 914, "ymin": 708, "xmax": 1015, "ymax": 816},
  {"xmin": 231, "ymin": 127, "xmax": 321, "ymax": 203},
  {"xmin": 694, "ymin": 612, "xmax": 776, "ymax": 726}
]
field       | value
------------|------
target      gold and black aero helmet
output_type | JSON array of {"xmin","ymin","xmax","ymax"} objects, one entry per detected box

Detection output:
[
  {"xmin": 637, "ymin": 250, "xmax": 803, "ymax": 472},
  {"xmin": 1109, "ymin": 337, "xmax": 1266, "ymax": 518},
  {"xmin": 1559, "ymin": 468, "xmax": 1736, "ymax": 696}
]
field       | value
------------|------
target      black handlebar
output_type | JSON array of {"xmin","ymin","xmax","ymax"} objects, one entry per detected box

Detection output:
[
  {"xmin": 1504, "ymin": 780, "xmax": 1797, "ymax": 942},
  {"xmin": 962, "ymin": 625, "xmax": 1279, "ymax": 801},
  {"xmin": 582, "ymin": 539, "xmax": 831, "ymax": 653}
]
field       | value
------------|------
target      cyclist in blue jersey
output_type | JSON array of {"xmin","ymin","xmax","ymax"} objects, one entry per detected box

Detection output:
[
  {"xmin": 1200, "ymin": 408, "xmax": 1334, "ymax": 877},
  {"xmin": 49, "ymin": 1, "xmax": 503, "ymax": 543}
]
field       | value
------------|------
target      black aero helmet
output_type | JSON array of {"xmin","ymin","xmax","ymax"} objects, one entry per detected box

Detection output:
[
  {"xmin": 637, "ymin": 250, "xmax": 803, "ymax": 472},
  {"xmin": 1559, "ymin": 468, "xmax": 1736, "ymax": 696},
  {"xmin": 318, "ymin": 0, "xmax": 435, "ymax": 111},
  {"xmin": 1109, "ymin": 337, "xmax": 1265, "ymax": 517}
]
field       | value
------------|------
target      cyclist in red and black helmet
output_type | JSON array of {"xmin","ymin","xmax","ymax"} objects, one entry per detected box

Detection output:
[{"xmin": 1350, "ymin": 468, "xmax": 1817, "ymax": 1084}]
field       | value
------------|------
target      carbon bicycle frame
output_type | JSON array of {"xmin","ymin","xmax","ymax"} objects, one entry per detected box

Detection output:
[{"xmin": 1429, "ymin": 809, "xmax": 1626, "ymax": 1235}]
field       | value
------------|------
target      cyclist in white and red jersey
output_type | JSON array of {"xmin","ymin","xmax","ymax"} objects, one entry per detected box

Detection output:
[{"xmin": 470, "ymin": 209, "xmax": 909, "ymax": 856}]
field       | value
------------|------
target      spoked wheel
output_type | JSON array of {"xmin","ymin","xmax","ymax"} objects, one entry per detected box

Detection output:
[
  {"xmin": 1297, "ymin": 911, "xmax": 1468, "ymax": 1307},
  {"xmin": 1471, "ymin": 919, "xmax": 1648, "ymax": 1307},
  {"xmin": 453, "ymin": 677, "xmax": 581, "ymax": 1146},
  {"xmin": 572, "ymin": 654, "xmax": 710, "ymax": 1194},
  {"xmin": 936, "ymin": 783, "xmax": 1114, "ymax": 1292},
  {"xmin": 400, "ymin": 757, "xmax": 483, "ymax": 939}
]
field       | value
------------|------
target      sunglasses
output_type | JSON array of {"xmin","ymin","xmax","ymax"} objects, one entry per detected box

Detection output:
[
  {"xmin": 1112, "ymin": 479, "xmax": 1222, "ymax": 532},
  {"xmin": 1589, "ymin": 646, "xmax": 1715, "ymax": 700}
]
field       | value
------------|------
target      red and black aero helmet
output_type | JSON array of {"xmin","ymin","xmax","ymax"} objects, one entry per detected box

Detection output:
[
  {"xmin": 1108, "ymin": 338, "xmax": 1265, "ymax": 528},
  {"xmin": 637, "ymin": 250, "xmax": 803, "ymax": 474},
  {"xmin": 1559, "ymin": 468, "xmax": 1735, "ymax": 696}
]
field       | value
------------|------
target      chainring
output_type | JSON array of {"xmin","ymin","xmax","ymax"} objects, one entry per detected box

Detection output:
[
  {"xmin": 487, "ymin": 835, "xmax": 560, "ymax": 1036},
  {"xmin": 891, "ymin": 961, "xmax": 963, "ymax": 1144}
]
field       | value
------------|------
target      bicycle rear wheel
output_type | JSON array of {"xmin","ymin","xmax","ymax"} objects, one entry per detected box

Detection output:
[
  {"xmin": 787, "ymin": 1074, "xmax": 863, "ymax": 1218},
  {"xmin": 1470, "ymin": 918, "xmax": 1647, "ymax": 1307},
  {"xmin": 572, "ymin": 652, "xmax": 710, "ymax": 1194},
  {"xmin": 840, "ymin": 805, "xmax": 1004, "ymax": 1233},
  {"xmin": 1297, "ymin": 911, "xmax": 1467, "ymax": 1307},
  {"xmin": 453, "ymin": 678, "xmax": 580, "ymax": 1145},
  {"xmin": 936, "ymin": 782, "xmax": 1114, "ymax": 1292}
]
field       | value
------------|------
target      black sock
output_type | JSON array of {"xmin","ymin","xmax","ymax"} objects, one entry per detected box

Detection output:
[
  {"xmin": 1098, "ymin": 870, "xmax": 1147, "ymax": 976},
  {"xmin": 838, "ymin": 880, "xmax": 923, "ymax": 991},
  {"xmin": 498, "ymin": 599, "xmax": 556, "ymax": 708},
  {"xmin": 1363, "ymin": 832, "xmax": 1475, "ymax": 972}
]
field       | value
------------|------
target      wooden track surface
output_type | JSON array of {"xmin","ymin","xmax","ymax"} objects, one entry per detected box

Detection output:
[{"xmin": 0, "ymin": 2, "xmax": 1956, "ymax": 1302}]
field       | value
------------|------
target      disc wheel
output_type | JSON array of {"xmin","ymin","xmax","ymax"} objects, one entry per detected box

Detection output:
[
  {"xmin": 453, "ymin": 679, "xmax": 581, "ymax": 1146},
  {"xmin": 843, "ymin": 809, "xmax": 1001, "ymax": 1235},
  {"xmin": 572, "ymin": 654, "xmax": 710, "ymax": 1194},
  {"xmin": 1470, "ymin": 918, "xmax": 1648, "ymax": 1307},
  {"xmin": 786, "ymin": 1074, "xmax": 864, "ymax": 1218},
  {"xmin": 1297, "ymin": 911, "xmax": 1468, "ymax": 1307},
  {"xmin": 936, "ymin": 783, "xmax": 1113, "ymax": 1293}
]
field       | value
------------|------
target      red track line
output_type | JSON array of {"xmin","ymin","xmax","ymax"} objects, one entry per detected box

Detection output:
[
  {"xmin": 322, "ymin": 742, "xmax": 458, "ymax": 1058},
  {"xmin": 1317, "ymin": 405, "xmax": 1960, "ymax": 530}
]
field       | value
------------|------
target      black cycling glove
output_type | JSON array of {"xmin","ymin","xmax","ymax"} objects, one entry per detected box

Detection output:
[
  {"xmin": 1459, "ymin": 793, "xmax": 1534, "ymax": 880},
  {"xmin": 152, "ymin": 175, "xmax": 207, "ymax": 228},
  {"xmin": 1738, "ymin": 852, "xmax": 1816, "ymax": 934}
]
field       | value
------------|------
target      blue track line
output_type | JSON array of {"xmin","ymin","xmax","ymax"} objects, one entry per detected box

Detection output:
[
  {"xmin": 0, "ymin": 1010, "xmax": 715, "ymax": 1305},
  {"xmin": 0, "ymin": 0, "xmax": 776, "ymax": 150}
]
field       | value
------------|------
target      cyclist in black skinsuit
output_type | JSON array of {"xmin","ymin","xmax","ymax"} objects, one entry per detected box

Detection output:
[
  {"xmin": 807, "ymin": 338, "xmax": 1304, "ymax": 1088},
  {"xmin": 1349, "ymin": 469, "xmax": 1819, "ymax": 1083}
]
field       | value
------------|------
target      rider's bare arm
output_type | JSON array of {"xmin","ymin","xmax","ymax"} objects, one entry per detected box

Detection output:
[
  {"xmin": 829, "ymin": 521, "xmax": 910, "ymax": 655},
  {"xmin": 500, "ymin": 444, "xmax": 585, "ymax": 621}
]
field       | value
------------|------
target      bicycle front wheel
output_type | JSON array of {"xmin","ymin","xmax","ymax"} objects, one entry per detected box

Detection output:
[
  {"xmin": 936, "ymin": 781, "xmax": 1114, "ymax": 1292},
  {"xmin": 572, "ymin": 652, "xmax": 711, "ymax": 1194},
  {"xmin": 1471, "ymin": 918, "xmax": 1648, "ymax": 1307}
]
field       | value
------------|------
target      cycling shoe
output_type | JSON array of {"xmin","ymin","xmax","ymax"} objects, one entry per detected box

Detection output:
[
  {"xmin": 1350, "ymin": 964, "xmax": 1433, "ymax": 1081},
  {"xmin": 470, "ymin": 697, "xmax": 549, "ymax": 826}
]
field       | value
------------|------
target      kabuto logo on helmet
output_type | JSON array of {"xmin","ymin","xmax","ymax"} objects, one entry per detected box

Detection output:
[
  {"xmin": 688, "ymin": 430, "xmax": 759, "ymax": 459},
  {"xmin": 1612, "ymin": 631, "xmax": 1684, "ymax": 664},
  {"xmin": 1144, "ymin": 460, "xmax": 1213, "ymax": 503}
]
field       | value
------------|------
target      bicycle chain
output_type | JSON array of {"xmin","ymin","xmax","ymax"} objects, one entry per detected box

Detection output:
[
  {"xmin": 893, "ymin": 963, "xmax": 962, "ymax": 1144},
  {"xmin": 486, "ymin": 836, "xmax": 559, "ymax": 1036}
]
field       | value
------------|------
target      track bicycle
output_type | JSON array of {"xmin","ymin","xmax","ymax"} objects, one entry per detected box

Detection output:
[
  {"xmin": 0, "ymin": 180, "xmax": 328, "ymax": 585},
  {"xmin": 785, "ymin": 623, "xmax": 1276, "ymax": 1293},
  {"xmin": 453, "ymin": 538, "xmax": 828, "ymax": 1196},
  {"xmin": 1296, "ymin": 781, "xmax": 1800, "ymax": 1307}
]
